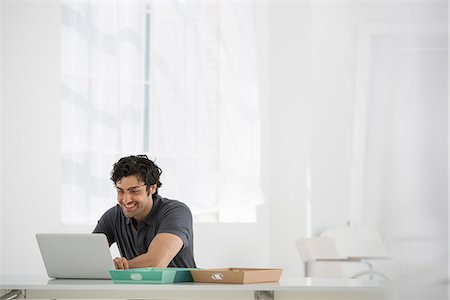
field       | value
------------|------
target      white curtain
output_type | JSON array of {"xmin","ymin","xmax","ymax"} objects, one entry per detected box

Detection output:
[{"xmin": 60, "ymin": 1, "xmax": 263, "ymax": 224}]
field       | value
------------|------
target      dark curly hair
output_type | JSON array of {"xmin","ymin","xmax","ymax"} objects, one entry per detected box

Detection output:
[{"xmin": 111, "ymin": 155, "xmax": 162, "ymax": 196}]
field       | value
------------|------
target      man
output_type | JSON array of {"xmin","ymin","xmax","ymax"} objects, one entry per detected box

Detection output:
[{"xmin": 93, "ymin": 155, "xmax": 196, "ymax": 269}]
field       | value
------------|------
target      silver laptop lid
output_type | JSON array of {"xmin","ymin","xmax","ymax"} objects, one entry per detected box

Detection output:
[{"xmin": 36, "ymin": 233, "xmax": 114, "ymax": 279}]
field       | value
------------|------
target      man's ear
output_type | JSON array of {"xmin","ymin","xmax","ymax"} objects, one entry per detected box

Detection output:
[{"xmin": 148, "ymin": 184, "xmax": 157, "ymax": 195}]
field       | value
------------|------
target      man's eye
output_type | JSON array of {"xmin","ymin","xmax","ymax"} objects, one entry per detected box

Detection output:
[
  {"xmin": 132, "ymin": 189, "xmax": 140, "ymax": 194},
  {"xmin": 117, "ymin": 190, "xmax": 124, "ymax": 194}
]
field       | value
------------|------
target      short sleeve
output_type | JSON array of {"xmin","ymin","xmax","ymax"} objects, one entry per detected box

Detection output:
[
  {"xmin": 157, "ymin": 201, "xmax": 193, "ymax": 249},
  {"xmin": 93, "ymin": 206, "xmax": 116, "ymax": 245}
]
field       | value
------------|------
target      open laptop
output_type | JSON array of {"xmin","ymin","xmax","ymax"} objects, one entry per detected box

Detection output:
[{"xmin": 36, "ymin": 233, "xmax": 115, "ymax": 279}]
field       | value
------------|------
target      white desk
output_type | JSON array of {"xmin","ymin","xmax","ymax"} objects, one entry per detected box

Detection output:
[{"xmin": 0, "ymin": 276, "xmax": 389, "ymax": 300}]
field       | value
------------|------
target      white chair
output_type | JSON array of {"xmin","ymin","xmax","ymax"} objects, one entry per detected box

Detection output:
[
  {"xmin": 297, "ymin": 227, "xmax": 401, "ymax": 280},
  {"xmin": 296, "ymin": 237, "xmax": 376, "ymax": 279},
  {"xmin": 322, "ymin": 227, "xmax": 395, "ymax": 280}
]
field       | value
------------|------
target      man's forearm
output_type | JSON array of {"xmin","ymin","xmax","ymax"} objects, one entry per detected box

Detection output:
[{"xmin": 128, "ymin": 252, "xmax": 169, "ymax": 269}]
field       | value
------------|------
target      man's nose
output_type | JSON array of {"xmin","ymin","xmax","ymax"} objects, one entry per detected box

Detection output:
[{"xmin": 123, "ymin": 192, "xmax": 132, "ymax": 203}]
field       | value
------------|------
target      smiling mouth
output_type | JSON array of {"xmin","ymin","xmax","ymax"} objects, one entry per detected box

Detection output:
[{"xmin": 123, "ymin": 203, "xmax": 137, "ymax": 211}]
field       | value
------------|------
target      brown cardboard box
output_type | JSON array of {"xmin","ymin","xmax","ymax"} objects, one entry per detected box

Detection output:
[{"xmin": 190, "ymin": 268, "xmax": 283, "ymax": 284}]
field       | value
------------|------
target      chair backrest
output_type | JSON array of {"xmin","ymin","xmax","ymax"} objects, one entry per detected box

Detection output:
[
  {"xmin": 296, "ymin": 237, "xmax": 341, "ymax": 262},
  {"xmin": 320, "ymin": 227, "xmax": 388, "ymax": 259}
]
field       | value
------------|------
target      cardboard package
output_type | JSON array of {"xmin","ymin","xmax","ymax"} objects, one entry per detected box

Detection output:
[{"xmin": 190, "ymin": 267, "xmax": 283, "ymax": 284}]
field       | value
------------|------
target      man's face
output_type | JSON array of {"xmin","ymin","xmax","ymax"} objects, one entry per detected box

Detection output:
[{"xmin": 115, "ymin": 175, "xmax": 156, "ymax": 222}]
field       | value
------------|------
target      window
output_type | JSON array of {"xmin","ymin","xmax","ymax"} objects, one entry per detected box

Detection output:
[{"xmin": 61, "ymin": 2, "xmax": 263, "ymax": 224}]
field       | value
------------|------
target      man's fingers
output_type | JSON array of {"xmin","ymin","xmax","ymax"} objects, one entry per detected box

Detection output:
[
  {"xmin": 113, "ymin": 257, "xmax": 128, "ymax": 270},
  {"xmin": 113, "ymin": 257, "xmax": 121, "ymax": 269},
  {"xmin": 123, "ymin": 258, "xmax": 129, "ymax": 269}
]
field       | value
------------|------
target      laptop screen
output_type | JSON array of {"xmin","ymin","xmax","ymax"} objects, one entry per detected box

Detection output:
[{"xmin": 36, "ymin": 233, "xmax": 114, "ymax": 279}]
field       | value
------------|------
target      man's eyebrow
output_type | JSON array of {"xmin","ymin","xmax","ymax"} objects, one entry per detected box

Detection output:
[{"xmin": 116, "ymin": 185, "xmax": 145, "ymax": 191}]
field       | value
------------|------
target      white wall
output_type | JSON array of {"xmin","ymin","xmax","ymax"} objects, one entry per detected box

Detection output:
[
  {"xmin": 1, "ymin": 1, "xmax": 61, "ymax": 276},
  {"xmin": 0, "ymin": 1, "xmax": 447, "ymax": 283},
  {"xmin": 266, "ymin": 1, "xmax": 447, "ymax": 279},
  {"xmin": 267, "ymin": 1, "xmax": 312, "ymax": 276},
  {"xmin": 0, "ymin": 0, "xmax": 3, "ymax": 277},
  {"xmin": 0, "ymin": 1, "xmax": 272, "ymax": 276}
]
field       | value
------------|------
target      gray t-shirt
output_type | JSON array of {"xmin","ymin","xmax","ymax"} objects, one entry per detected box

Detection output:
[{"xmin": 93, "ymin": 195, "xmax": 196, "ymax": 268}]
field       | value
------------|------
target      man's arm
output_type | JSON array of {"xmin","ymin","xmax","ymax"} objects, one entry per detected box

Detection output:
[{"xmin": 113, "ymin": 232, "xmax": 183, "ymax": 269}]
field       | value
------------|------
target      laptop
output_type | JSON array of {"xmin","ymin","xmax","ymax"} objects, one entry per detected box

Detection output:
[{"xmin": 36, "ymin": 233, "xmax": 115, "ymax": 279}]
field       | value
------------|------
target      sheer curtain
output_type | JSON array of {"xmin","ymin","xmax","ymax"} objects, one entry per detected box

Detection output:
[{"xmin": 61, "ymin": 2, "xmax": 263, "ymax": 224}]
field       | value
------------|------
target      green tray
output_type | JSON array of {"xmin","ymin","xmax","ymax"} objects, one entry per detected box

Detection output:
[{"xmin": 109, "ymin": 267, "xmax": 195, "ymax": 284}]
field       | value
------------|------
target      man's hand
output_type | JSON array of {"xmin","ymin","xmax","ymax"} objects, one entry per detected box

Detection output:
[
  {"xmin": 113, "ymin": 257, "xmax": 129, "ymax": 269},
  {"xmin": 112, "ymin": 233, "xmax": 183, "ymax": 269}
]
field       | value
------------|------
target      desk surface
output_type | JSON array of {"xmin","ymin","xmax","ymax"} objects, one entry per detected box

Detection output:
[
  {"xmin": 0, "ymin": 275, "xmax": 390, "ymax": 300},
  {"xmin": 0, "ymin": 275, "xmax": 384, "ymax": 291},
  {"xmin": 1, "ymin": 275, "xmax": 444, "ymax": 300}
]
